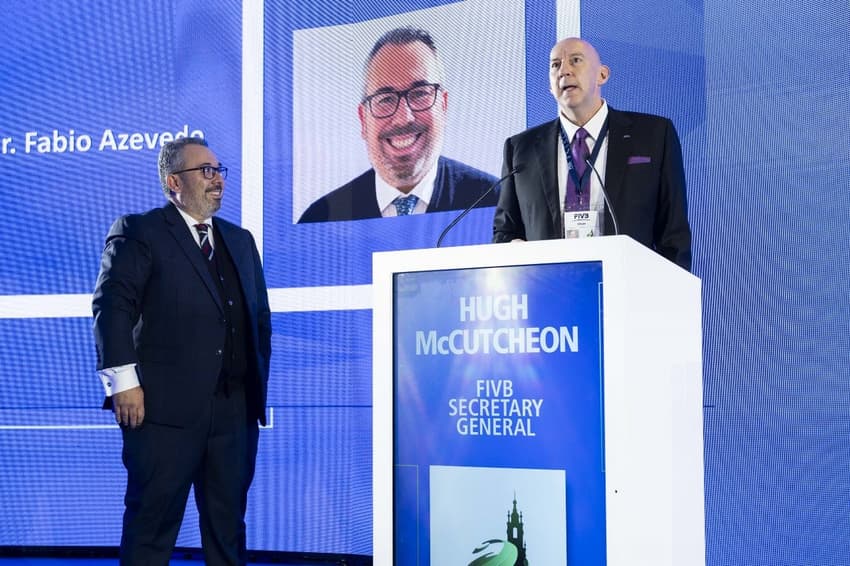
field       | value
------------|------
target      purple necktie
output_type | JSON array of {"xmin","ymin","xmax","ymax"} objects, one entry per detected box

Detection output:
[
  {"xmin": 194, "ymin": 223, "xmax": 214, "ymax": 261},
  {"xmin": 565, "ymin": 127, "xmax": 590, "ymax": 211}
]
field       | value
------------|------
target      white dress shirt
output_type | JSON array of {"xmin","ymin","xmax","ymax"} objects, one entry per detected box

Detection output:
[
  {"xmin": 557, "ymin": 100, "xmax": 609, "ymax": 234},
  {"xmin": 375, "ymin": 159, "xmax": 439, "ymax": 216}
]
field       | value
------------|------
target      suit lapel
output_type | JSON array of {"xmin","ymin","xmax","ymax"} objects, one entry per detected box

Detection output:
[
  {"xmin": 425, "ymin": 157, "xmax": 446, "ymax": 213},
  {"xmin": 213, "ymin": 219, "xmax": 257, "ymax": 317},
  {"xmin": 216, "ymin": 219, "xmax": 256, "ymax": 308},
  {"xmin": 534, "ymin": 120, "xmax": 563, "ymax": 231},
  {"xmin": 162, "ymin": 203, "xmax": 224, "ymax": 314},
  {"xmin": 358, "ymin": 170, "xmax": 383, "ymax": 218},
  {"xmin": 603, "ymin": 108, "xmax": 632, "ymax": 211}
]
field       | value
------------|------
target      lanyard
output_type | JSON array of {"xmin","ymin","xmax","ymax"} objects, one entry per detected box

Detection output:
[{"xmin": 559, "ymin": 117, "xmax": 609, "ymax": 192}]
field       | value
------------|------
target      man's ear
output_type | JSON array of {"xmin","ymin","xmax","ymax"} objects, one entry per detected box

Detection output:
[
  {"xmin": 358, "ymin": 103, "xmax": 368, "ymax": 140},
  {"xmin": 598, "ymin": 65, "xmax": 611, "ymax": 86},
  {"xmin": 165, "ymin": 173, "xmax": 180, "ymax": 194}
]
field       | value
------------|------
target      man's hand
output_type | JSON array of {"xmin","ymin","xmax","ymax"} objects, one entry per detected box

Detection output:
[{"xmin": 113, "ymin": 387, "xmax": 145, "ymax": 428}]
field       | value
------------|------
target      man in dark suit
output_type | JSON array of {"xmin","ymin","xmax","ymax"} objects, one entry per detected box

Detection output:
[
  {"xmin": 298, "ymin": 26, "xmax": 497, "ymax": 223},
  {"xmin": 92, "ymin": 137, "xmax": 272, "ymax": 565},
  {"xmin": 493, "ymin": 37, "xmax": 691, "ymax": 270}
]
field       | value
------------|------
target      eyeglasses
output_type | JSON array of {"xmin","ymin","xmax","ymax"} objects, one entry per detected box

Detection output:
[
  {"xmin": 171, "ymin": 165, "xmax": 228, "ymax": 180},
  {"xmin": 362, "ymin": 83, "xmax": 441, "ymax": 119}
]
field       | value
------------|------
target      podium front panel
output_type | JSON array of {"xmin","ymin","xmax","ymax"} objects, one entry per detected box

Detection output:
[{"xmin": 392, "ymin": 261, "xmax": 605, "ymax": 565}]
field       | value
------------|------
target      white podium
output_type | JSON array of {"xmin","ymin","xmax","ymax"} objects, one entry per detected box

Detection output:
[{"xmin": 373, "ymin": 236, "xmax": 704, "ymax": 565}]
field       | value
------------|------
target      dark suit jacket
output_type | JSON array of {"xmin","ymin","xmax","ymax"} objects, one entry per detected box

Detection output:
[
  {"xmin": 298, "ymin": 156, "xmax": 498, "ymax": 223},
  {"xmin": 92, "ymin": 202, "xmax": 272, "ymax": 426},
  {"xmin": 492, "ymin": 108, "xmax": 691, "ymax": 270}
]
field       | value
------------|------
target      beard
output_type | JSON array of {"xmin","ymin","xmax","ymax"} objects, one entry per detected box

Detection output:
[
  {"xmin": 384, "ymin": 153, "xmax": 427, "ymax": 183},
  {"xmin": 179, "ymin": 185, "xmax": 222, "ymax": 220}
]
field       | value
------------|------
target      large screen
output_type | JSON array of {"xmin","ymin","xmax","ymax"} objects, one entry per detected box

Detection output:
[{"xmin": 1, "ymin": 0, "xmax": 849, "ymax": 562}]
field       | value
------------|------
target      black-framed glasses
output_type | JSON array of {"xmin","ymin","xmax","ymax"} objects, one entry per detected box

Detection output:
[
  {"xmin": 362, "ymin": 83, "xmax": 441, "ymax": 119},
  {"xmin": 171, "ymin": 165, "xmax": 228, "ymax": 180}
]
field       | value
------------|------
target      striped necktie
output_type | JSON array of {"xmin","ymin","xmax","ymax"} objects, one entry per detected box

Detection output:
[{"xmin": 194, "ymin": 223, "xmax": 214, "ymax": 261}]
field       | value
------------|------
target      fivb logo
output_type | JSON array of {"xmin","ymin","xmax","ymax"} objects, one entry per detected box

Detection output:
[
  {"xmin": 468, "ymin": 539, "xmax": 519, "ymax": 565},
  {"xmin": 569, "ymin": 212, "xmax": 590, "ymax": 220},
  {"xmin": 466, "ymin": 493, "xmax": 529, "ymax": 565}
]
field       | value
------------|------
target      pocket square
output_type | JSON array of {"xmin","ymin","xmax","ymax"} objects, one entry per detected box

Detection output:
[{"xmin": 627, "ymin": 155, "xmax": 651, "ymax": 165}]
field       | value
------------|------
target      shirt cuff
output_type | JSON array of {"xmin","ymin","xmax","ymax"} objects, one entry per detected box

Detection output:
[{"xmin": 98, "ymin": 364, "xmax": 139, "ymax": 396}]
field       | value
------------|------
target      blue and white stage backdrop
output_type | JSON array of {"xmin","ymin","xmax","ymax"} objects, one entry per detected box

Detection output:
[
  {"xmin": 394, "ymin": 262, "xmax": 604, "ymax": 564},
  {"xmin": 1, "ymin": 0, "xmax": 848, "ymax": 562}
]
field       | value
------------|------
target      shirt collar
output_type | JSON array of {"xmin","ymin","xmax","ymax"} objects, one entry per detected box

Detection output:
[
  {"xmin": 559, "ymin": 100, "xmax": 609, "ymax": 143},
  {"xmin": 174, "ymin": 204, "xmax": 213, "ymax": 245},
  {"xmin": 374, "ymin": 158, "xmax": 439, "ymax": 212}
]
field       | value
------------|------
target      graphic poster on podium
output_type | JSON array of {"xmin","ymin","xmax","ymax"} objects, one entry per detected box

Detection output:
[{"xmin": 393, "ymin": 260, "xmax": 606, "ymax": 564}]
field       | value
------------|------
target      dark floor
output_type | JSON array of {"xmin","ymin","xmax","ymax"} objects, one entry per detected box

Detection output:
[
  {"xmin": 0, "ymin": 550, "xmax": 370, "ymax": 566},
  {"xmin": 0, "ymin": 561, "xmax": 338, "ymax": 566},
  {"xmin": 0, "ymin": 559, "xmax": 352, "ymax": 566},
  {"xmin": 0, "ymin": 561, "xmax": 286, "ymax": 566}
]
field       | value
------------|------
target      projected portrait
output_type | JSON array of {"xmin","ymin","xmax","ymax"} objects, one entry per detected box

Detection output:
[
  {"xmin": 265, "ymin": 0, "xmax": 526, "ymax": 287},
  {"xmin": 297, "ymin": 26, "xmax": 497, "ymax": 223}
]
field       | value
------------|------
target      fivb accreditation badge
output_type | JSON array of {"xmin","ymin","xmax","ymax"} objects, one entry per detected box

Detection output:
[{"xmin": 393, "ymin": 261, "xmax": 607, "ymax": 565}]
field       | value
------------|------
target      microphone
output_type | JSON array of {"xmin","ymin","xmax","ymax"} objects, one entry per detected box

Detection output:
[
  {"xmin": 436, "ymin": 166, "xmax": 522, "ymax": 248},
  {"xmin": 585, "ymin": 158, "xmax": 620, "ymax": 236}
]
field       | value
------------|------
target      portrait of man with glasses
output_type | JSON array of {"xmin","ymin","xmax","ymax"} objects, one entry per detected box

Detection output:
[{"xmin": 298, "ymin": 26, "xmax": 498, "ymax": 223}]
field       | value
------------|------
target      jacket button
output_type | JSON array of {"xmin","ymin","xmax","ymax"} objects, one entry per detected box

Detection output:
[{"xmin": 216, "ymin": 349, "xmax": 223, "ymax": 356}]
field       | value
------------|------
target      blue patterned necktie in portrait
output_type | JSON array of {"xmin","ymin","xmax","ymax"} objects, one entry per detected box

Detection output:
[
  {"xmin": 194, "ymin": 223, "xmax": 214, "ymax": 261},
  {"xmin": 393, "ymin": 194, "xmax": 419, "ymax": 216}
]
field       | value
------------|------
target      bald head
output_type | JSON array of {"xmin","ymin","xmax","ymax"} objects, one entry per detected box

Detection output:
[{"xmin": 548, "ymin": 37, "xmax": 610, "ymax": 125}]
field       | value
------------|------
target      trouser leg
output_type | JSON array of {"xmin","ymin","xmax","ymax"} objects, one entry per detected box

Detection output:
[
  {"xmin": 119, "ymin": 419, "xmax": 204, "ymax": 566},
  {"xmin": 195, "ymin": 384, "xmax": 253, "ymax": 566},
  {"xmin": 239, "ymin": 418, "xmax": 260, "ymax": 564}
]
